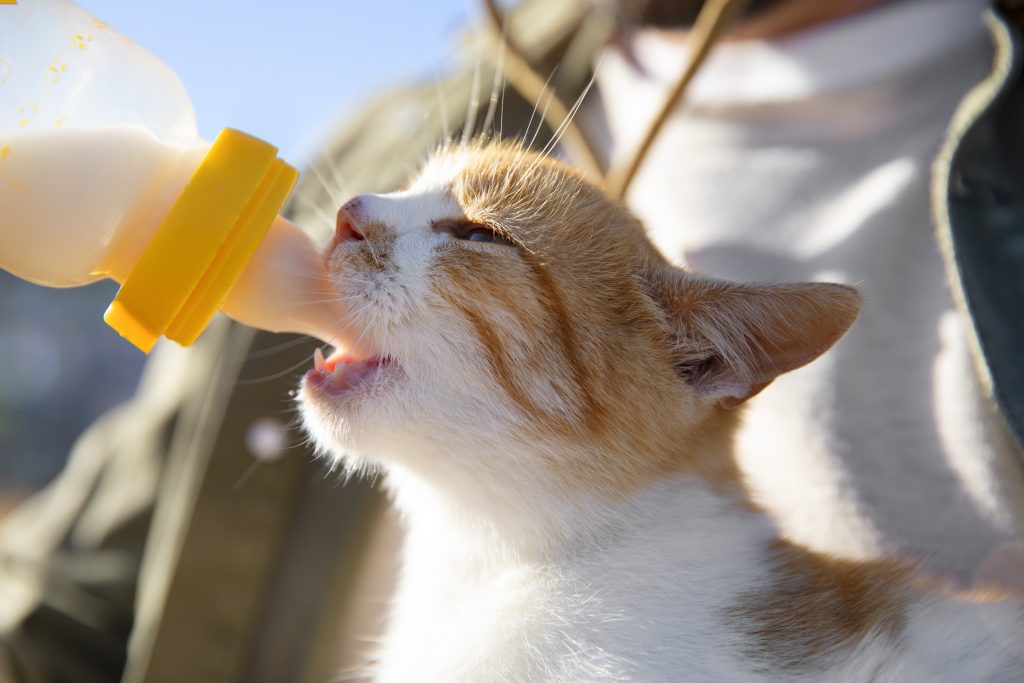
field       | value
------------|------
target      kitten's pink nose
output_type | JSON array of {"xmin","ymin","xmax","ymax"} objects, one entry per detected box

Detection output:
[{"xmin": 336, "ymin": 198, "xmax": 365, "ymax": 242}]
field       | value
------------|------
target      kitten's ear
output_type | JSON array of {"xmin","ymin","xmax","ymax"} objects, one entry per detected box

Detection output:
[{"xmin": 653, "ymin": 269, "xmax": 863, "ymax": 408}]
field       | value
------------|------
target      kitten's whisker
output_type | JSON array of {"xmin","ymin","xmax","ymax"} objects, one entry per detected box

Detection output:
[
  {"xmin": 316, "ymin": 296, "xmax": 376, "ymax": 307},
  {"xmin": 297, "ymin": 159, "xmax": 352, "ymax": 245},
  {"xmin": 433, "ymin": 69, "xmax": 452, "ymax": 144},
  {"xmin": 310, "ymin": 159, "xmax": 349, "ymax": 212},
  {"xmin": 292, "ymin": 288, "xmax": 347, "ymax": 295},
  {"xmin": 517, "ymin": 67, "xmax": 558, "ymax": 160},
  {"xmin": 309, "ymin": 161, "xmax": 339, "ymax": 205},
  {"xmin": 323, "ymin": 323, "xmax": 377, "ymax": 369},
  {"xmin": 537, "ymin": 59, "xmax": 603, "ymax": 171},
  {"xmin": 291, "ymin": 288, "xmax": 372, "ymax": 298},
  {"xmin": 245, "ymin": 335, "xmax": 318, "ymax": 360},
  {"xmin": 236, "ymin": 355, "xmax": 318, "ymax": 385},
  {"xmin": 236, "ymin": 314, "xmax": 369, "ymax": 385},
  {"xmin": 232, "ymin": 460, "xmax": 263, "ymax": 492},
  {"xmin": 253, "ymin": 265, "xmax": 337, "ymax": 283},
  {"xmin": 287, "ymin": 300, "xmax": 352, "ymax": 308},
  {"xmin": 315, "ymin": 317, "xmax": 364, "ymax": 351},
  {"xmin": 324, "ymin": 159, "xmax": 353, "ymax": 207},
  {"xmin": 498, "ymin": 65, "xmax": 508, "ymax": 142},
  {"xmin": 481, "ymin": 30, "xmax": 507, "ymax": 139},
  {"xmin": 362, "ymin": 237, "xmax": 384, "ymax": 268},
  {"xmin": 461, "ymin": 39, "xmax": 484, "ymax": 148},
  {"xmin": 292, "ymin": 296, "xmax": 368, "ymax": 306},
  {"xmin": 525, "ymin": 87, "xmax": 554, "ymax": 157},
  {"xmin": 293, "ymin": 192, "xmax": 338, "ymax": 236}
]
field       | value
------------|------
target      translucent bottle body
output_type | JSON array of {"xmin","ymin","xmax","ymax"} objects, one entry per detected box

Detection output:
[
  {"xmin": 1, "ymin": 125, "xmax": 206, "ymax": 286},
  {"xmin": 0, "ymin": 0, "xmax": 347, "ymax": 350}
]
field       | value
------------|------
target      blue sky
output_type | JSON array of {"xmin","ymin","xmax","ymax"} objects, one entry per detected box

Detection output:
[{"xmin": 76, "ymin": 0, "xmax": 477, "ymax": 165}]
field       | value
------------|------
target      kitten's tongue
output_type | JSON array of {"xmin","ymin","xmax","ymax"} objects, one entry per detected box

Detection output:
[{"xmin": 312, "ymin": 347, "xmax": 384, "ymax": 391}]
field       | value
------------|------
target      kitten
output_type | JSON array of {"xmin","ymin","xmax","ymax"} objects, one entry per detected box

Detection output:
[{"xmin": 300, "ymin": 143, "xmax": 1024, "ymax": 682}]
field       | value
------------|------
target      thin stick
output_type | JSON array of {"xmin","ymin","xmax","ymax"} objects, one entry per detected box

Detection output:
[
  {"xmin": 481, "ymin": 0, "xmax": 603, "ymax": 177},
  {"xmin": 607, "ymin": 0, "xmax": 748, "ymax": 199}
]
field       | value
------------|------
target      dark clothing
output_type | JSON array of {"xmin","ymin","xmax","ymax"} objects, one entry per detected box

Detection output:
[{"xmin": 939, "ymin": 0, "xmax": 1024, "ymax": 447}]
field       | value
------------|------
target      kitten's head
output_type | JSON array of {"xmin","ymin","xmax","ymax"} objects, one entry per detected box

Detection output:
[{"xmin": 300, "ymin": 142, "xmax": 860, "ymax": 503}]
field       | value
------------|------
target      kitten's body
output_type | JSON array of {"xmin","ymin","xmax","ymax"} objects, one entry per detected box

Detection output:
[
  {"xmin": 301, "ymin": 144, "xmax": 1023, "ymax": 681},
  {"xmin": 380, "ymin": 472, "xmax": 1020, "ymax": 682}
]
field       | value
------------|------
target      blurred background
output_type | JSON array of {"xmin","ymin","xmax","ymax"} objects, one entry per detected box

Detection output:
[{"xmin": 0, "ymin": 0, "xmax": 479, "ymax": 514}]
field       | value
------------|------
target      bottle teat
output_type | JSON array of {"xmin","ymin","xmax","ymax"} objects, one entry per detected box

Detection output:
[{"xmin": 104, "ymin": 128, "xmax": 299, "ymax": 353}]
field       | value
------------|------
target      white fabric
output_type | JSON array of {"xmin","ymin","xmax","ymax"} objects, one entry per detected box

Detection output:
[{"xmin": 597, "ymin": 0, "xmax": 1024, "ymax": 580}]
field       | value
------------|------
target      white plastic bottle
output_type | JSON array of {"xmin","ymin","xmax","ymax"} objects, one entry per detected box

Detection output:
[{"xmin": 0, "ymin": 0, "xmax": 348, "ymax": 352}]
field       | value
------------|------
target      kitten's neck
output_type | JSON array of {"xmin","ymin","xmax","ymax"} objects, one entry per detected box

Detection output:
[
  {"xmin": 384, "ymin": 434, "xmax": 760, "ymax": 562},
  {"xmin": 386, "ymin": 461, "xmax": 617, "ymax": 562}
]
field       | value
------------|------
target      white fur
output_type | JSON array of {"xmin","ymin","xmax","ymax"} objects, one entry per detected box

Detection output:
[{"xmin": 371, "ymin": 463, "xmax": 1024, "ymax": 682}]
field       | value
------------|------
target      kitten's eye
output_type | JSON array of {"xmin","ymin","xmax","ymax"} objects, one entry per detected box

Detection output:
[
  {"xmin": 465, "ymin": 226, "xmax": 517, "ymax": 247},
  {"xmin": 467, "ymin": 228, "xmax": 496, "ymax": 242},
  {"xmin": 433, "ymin": 220, "xmax": 517, "ymax": 248}
]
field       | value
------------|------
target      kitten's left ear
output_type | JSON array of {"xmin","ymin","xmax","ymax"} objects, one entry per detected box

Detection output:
[{"xmin": 652, "ymin": 269, "xmax": 863, "ymax": 408}]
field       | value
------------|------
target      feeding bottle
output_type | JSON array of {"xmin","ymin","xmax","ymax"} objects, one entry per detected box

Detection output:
[{"xmin": 0, "ymin": 0, "xmax": 347, "ymax": 353}]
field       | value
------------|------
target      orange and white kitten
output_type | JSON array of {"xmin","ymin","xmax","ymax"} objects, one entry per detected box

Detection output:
[{"xmin": 300, "ymin": 143, "xmax": 1023, "ymax": 682}]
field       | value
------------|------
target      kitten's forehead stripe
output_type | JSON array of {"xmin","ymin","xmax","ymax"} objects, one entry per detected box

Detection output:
[
  {"xmin": 440, "ymin": 290, "xmax": 546, "ymax": 425},
  {"xmin": 437, "ymin": 248, "xmax": 583, "ymax": 434},
  {"xmin": 521, "ymin": 250, "xmax": 604, "ymax": 433},
  {"xmin": 436, "ymin": 252, "xmax": 540, "ymax": 418}
]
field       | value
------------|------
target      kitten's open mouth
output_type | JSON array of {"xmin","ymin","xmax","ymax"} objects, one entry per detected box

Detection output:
[{"xmin": 305, "ymin": 347, "xmax": 395, "ymax": 394}]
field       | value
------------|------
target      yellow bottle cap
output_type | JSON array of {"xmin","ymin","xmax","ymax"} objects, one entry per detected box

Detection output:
[{"xmin": 103, "ymin": 128, "xmax": 299, "ymax": 353}]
